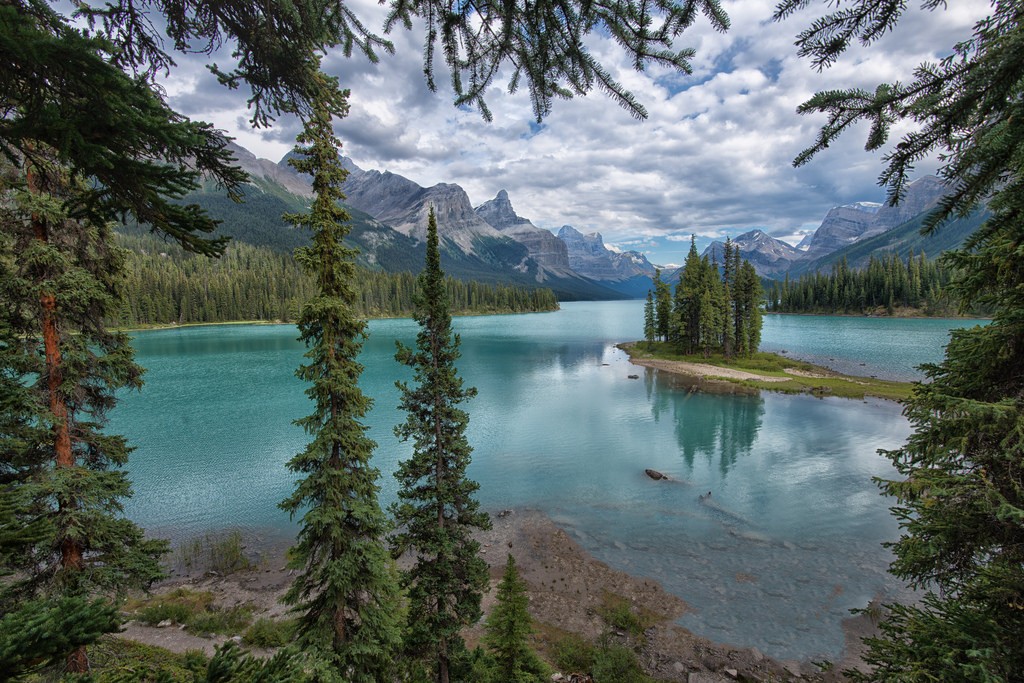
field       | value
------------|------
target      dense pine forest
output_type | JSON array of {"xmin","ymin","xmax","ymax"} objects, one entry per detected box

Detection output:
[
  {"xmin": 114, "ymin": 233, "xmax": 559, "ymax": 327},
  {"xmin": 645, "ymin": 238, "xmax": 763, "ymax": 358},
  {"xmin": 766, "ymin": 251, "xmax": 956, "ymax": 316}
]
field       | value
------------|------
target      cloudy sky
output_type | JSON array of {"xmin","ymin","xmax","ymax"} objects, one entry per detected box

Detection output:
[{"xmin": 165, "ymin": 0, "xmax": 990, "ymax": 267}]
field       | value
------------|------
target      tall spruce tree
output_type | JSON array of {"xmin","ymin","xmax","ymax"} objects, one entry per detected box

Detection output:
[
  {"xmin": 391, "ymin": 206, "xmax": 491, "ymax": 683},
  {"xmin": 775, "ymin": 0, "xmax": 1024, "ymax": 677},
  {"xmin": 0, "ymin": 152, "xmax": 166, "ymax": 673},
  {"xmin": 652, "ymin": 269, "xmax": 672, "ymax": 343},
  {"xmin": 675, "ymin": 237, "xmax": 706, "ymax": 354},
  {"xmin": 720, "ymin": 238, "xmax": 735, "ymax": 358},
  {"xmin": 734, "ymin": 261, "xmax": 762, "ymax": 358},
  {"xmin": 643, "ymin": 291, "xmax": 656, "ymax": 347},
  {"xmin": 278, "ymin": 79, "xmax": 402, "ymax": 682},
  {"xmin": 483, "ymin": 554, "xmax": 546, "ymax": 683}
]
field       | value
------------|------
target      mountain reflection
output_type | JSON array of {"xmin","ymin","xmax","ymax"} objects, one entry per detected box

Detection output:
[{"xmin": 646, "ymin": 369, "xmax": 765, "ymax": 474}]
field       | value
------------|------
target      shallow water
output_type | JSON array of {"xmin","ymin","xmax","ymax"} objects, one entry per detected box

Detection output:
[{"xmin": 111, "ymin": 302, "xmax": 966, "ymax": 661}]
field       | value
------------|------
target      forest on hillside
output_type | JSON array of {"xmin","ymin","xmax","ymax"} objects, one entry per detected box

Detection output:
[
  {"xmin": 766, "ymin": 252, "xmax": 959, "ymax": 316},
  {"xmin": 114, "ymin": 234, "xmax": 559, "ymax": 327}
]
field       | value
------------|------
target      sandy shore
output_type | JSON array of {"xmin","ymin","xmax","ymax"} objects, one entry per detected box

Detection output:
[
  {"xmin": 120, "ymin": 510, "xmax": 875, "ymax": 681},
  {"xmin": 626, "ymin": 356, "xmax": 794, "ymax": 383}
]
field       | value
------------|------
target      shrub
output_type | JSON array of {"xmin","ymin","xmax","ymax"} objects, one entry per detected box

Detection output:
[
  {"xmin": 187, "ymin": 605, "xmax": 254, "ymax": 635},
  {"xmin": 243, "ymin": 617, "xmax": 297, "ymax": 648}
]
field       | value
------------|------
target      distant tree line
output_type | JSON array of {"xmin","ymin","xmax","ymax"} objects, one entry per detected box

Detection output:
[
  {"xmin": 767, "ymin": 251, "xmax": 956, "ymax": 315},
  {"xmin": 113, "ymin": 233, "xmax": 558, "ymax": 327},
  {"xmin": 645, "ymin": 237, "xmax": 763, "ymax": 357}
]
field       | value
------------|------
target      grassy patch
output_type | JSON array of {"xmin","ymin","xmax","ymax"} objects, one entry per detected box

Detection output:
[
  {"xmin": 172, "ymin": 529, "xmax": 254, "ymax": 575},
  {"xmin": 206, "ymin": 530, "xmax": 252, "ymax": 574},
  {"xmin": 125, "ymin": 587, "xmax": 254, "ymax": 636},
  {"xmin": 596, "ymin": 591, "xmax": 659, "ymax": 639},
  {"xmin": 187, "ymin": 605, "xmax": 255, "ymax": 636},
  {"xmin": 551, "ymin": 633, "xmax": 654, "ymax": 683},
  {"xmin": 620, "ymin": 342, "xmax": 913, "ymax": 401},
  {"xmin": 71, "ymin": 637, "xmax": 207, "ymax": 682},
  {"xmin": 243, "ymin": 616, "xmax": 298, "ymax": 648},
  {"xmin": 739, "ymin": 375, "xmax": 911, "ymax": 401}
]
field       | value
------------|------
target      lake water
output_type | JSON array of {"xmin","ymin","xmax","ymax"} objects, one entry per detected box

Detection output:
[{"xmin": 110, "ymin": 302, "xmax": 978, "ymax": 662}]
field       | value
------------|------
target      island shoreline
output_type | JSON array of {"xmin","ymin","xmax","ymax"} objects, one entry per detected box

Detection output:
[{"xmin": 617, "ymin": 341, "xmax": 914, "ymax": 402}]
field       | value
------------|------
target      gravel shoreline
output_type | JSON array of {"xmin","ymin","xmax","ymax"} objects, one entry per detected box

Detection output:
[{"xmin": 121, "ymin": 509, "xmax": 876, "ymax": 681}]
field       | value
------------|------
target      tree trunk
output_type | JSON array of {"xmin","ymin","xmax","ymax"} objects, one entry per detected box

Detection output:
[{"xmin": 28, "ymin": 162, "xmax": 87, "ymax": 673}]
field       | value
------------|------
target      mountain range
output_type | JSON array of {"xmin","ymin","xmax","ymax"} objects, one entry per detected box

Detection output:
[
  {"xmin": 694, "ymin": 176, "xmax": 983, "ymax": 281},
  {"xmin": 183, "ymin": 143, "xmax": 983, "ymax": 299}
]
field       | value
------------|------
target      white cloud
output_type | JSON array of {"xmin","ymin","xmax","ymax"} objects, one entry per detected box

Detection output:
[{"xmin": 158, "ymin": 0, "xmax": 991, "ymax": 264}]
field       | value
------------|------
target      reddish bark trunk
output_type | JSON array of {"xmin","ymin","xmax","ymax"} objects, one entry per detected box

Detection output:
[{"xmin": 28, "ymin": 162, "xmax": 87, "ymax": 673}]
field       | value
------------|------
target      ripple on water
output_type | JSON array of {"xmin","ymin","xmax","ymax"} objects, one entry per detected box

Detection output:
[{"xmin": 113, "ymin": 305, "xmax": 943, "ymax": 662}]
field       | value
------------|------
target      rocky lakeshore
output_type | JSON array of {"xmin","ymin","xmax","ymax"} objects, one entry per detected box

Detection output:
[{"xmin": 120, "ymin": 510, "xmax": 877, "ymax": 682}]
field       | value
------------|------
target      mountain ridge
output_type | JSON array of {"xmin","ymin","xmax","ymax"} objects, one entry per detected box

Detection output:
[{"xmin": 219, "ymin": 142, "xmax": 978, "ymax": 294}]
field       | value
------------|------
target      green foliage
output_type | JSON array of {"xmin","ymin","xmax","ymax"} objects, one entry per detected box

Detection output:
[
  {"xmin": 552, "ymin": 633, "xmax": 653, "ymax": 683},
  {"xmin": 243, "ymin": 617, "xmax": 298, "ymax": 649},
  {"xmin": 769, "ymin": 252, "xmax": 957, "ymax": 316},
  {"xmin": 169, "ymin": 531, "xmax": 253, "ymax": 575},
  {"xmin": 552, "ymin": 634, "xmax": 596, "ymax": 673},
  {"xmin": 112, "ymin": 232, "xmax": 557, "ymax": 327},
  {"xmin": 391, "ymin": 207, "xmax": 491, "ymax": 682},
  {"xmin": 483, "ymin": 555, "xmax": 548, "ymax": 683},
  {"xmin": 652, "ymin": 269, "xmax": 672, "ymax": 342},
  {"xmin": 623, "ymin": 343, "xmax": 913, "ymax": 400},
  {"xmin": 776, "ymin": 0, "xmax": 1024, "ymax": 678},
  {"xmin": 205, "ymin": 531, "xmax": 253, "ymax": 575},
  {"xmin": 136, "ymin": 598, "xmax": 196, "ymax": 627},
  {"xmin": 128, "ymin": 588, "xmax": 254, "ymax": 636},
  {"xmin": 643, "ymin": 290, "xmax": 656, "ymax": 346},
  {"xmin": 591, "ymin": 637, "xmax": 654, "ymax": 683},
  {"xmin": 597, "ymin": 592, "xmax": 656, "ymax": 640},
  {"xmin": 278, "ymin": 85, "xmax": 402, "ymax": 682},
  {"xmin": 670, "ymin": 236, "xmax": 762, "ymax": 358},
  {"xmin": 188, "ymin": 607, "xmax": 256, "ymax": 637},
  {"xmin": 790, "ymin": 208, "xmax": 989, "ymax": 279},
  {"xmin": 0, "ymin": 152, "xmax": 166, "ymax": 672},
  {"xmin": 0, "ymin": 2, "xmax": 258, "ymax": 258},
  {"xmin": 385, "ymin": 0, "xmax": 729, "ymax": 122},
  {"xmin": 75, "ymin": 638, "xmax": 304, "ymax": 682},
  {"xmin": 78, "ymin": 637, "xmax": 209, "ymax": 682},
  {"xmin": 0, "ymin": 596, "xmax": 120, "ymax": 681}
]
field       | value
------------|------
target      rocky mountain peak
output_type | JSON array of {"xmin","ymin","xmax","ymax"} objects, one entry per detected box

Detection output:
[
  {"xmin": 475, "ymin": 189, "xmax": 531, "ymax": 231},
  {"xmin": 702, "ymin": 229, "xmax": 803, "ymax": 277},
  {"xmin": 557, "ymin": 225, "xmax": 656, "ymax": 282}
]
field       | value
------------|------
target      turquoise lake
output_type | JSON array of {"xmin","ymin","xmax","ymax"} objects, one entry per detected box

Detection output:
[{"xmin": 110, "ymin": 301, "xmax": 979, "ymax": 662}]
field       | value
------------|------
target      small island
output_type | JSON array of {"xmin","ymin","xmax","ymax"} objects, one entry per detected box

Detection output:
[
  {"xmin": 619, "ymin": 341, "xmax": 913, "ymax": 401},
  {"xmin": 635, "ymin": 242, "xmax": 914, "ymax": 402}
]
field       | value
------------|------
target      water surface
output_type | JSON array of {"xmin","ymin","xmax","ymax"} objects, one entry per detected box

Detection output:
[{"xmin": 111, "ymin": 302, "xmax": 966, "ymax": 661}]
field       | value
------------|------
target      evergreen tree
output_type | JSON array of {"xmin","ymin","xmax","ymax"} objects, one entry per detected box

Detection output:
[
  {"xmin": 0, "ymin": 152, "xmax": 166, "ymax": 673},
  {"xmin": 735, "ymin": 261, "xmax": 762, "ymax": 357},
  {"xmin": 0, "ymin": 485, "xmax": 120, "ymax": 680},
  {"xmin": 643, "ymin": 290, "xmax": 656, "ymax": 347},
  {"xmin": 483, "ymin": 555, "xmax": 547, "ymax": 683},
  {"xmin": 278, "ymin": 80, "xmax": 401, "ymax": 682},
  {"xmin": 730, "ymin": 245, "xmax": 745, "ymax": 353},
  {"xmin": 693, "ymin": 256, "xmax": 722, "ymax": 357},
  {"xmin": 674, "ymin": 237, "xmax": 704, "ymax": 353},
  {"xmin": 391, "ymin": 207, "xmax": 491, "ymax": 683},
  {"xmin": 720, "ymin": 238, "xmax": 735, "ymax": 358},
  {"xmin": 652, "ymin": 269, "xmax": 672, "ymax": 343},
  {"xmin": 775, "ymin": 0, "xmax": 1024, "ymax": 677}
]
